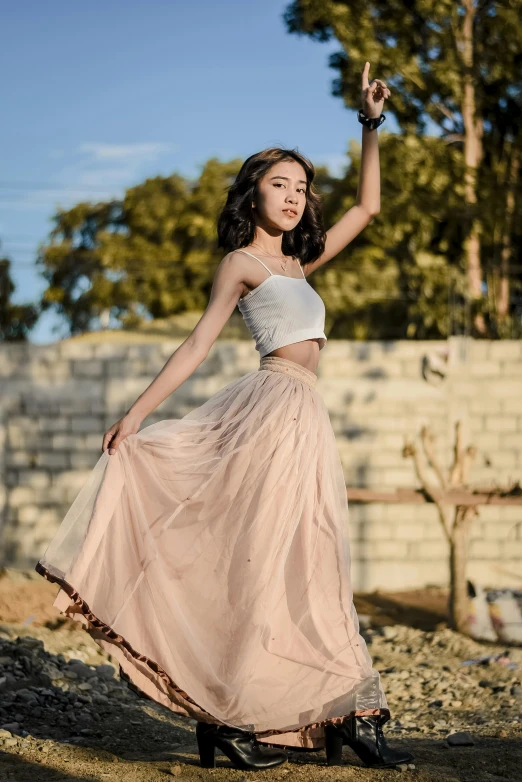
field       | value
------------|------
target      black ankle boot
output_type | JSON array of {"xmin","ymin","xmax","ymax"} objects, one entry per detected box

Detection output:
[
  {"xmin": 196, "ymin": 721, "xmax": 288, "ymax": 770},
  {"xmin": 325, "ymin": 715, "xmax": 414, "ymax": 768}
]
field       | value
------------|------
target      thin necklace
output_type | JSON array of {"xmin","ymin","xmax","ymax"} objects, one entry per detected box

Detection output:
[{"xmin": 250, "ymin": 243, "xmax": 297, "ymax": 273}]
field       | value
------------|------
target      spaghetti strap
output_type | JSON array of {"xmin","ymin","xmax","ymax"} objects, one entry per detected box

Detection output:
[
  {"xmin": 236, "ymin": 249, "xmax": 274, "ymax": 276},
  {"xmin": 298, "ymin": 261, "xmax": 306, "ymax": 279}
]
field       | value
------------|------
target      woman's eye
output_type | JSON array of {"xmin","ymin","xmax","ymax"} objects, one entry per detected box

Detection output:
[{"xmin": 273, "ymin": 183, "xmax": 306, "ymax": 193}]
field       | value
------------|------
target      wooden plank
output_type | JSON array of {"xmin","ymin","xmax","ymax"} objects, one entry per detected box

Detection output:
[{"xmin": 346, "ymin": 487, "xmax": 522, "ymax": 505}]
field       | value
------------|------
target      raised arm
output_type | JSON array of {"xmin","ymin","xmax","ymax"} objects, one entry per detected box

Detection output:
[
  {"xmin": 304, "ymin": 62, "xmax": 391, "ymax": 277},
  {"xmin": 102, "ymin": 251, "xmax": 245, "ymax": 454}
]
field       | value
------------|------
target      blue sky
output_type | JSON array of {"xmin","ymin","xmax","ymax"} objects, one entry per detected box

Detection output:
[{"xmin": 1, "ymin": 1, "xmax": 383, "ymax": 343}]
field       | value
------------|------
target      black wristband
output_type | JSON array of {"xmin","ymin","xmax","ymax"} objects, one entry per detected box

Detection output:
[{"xmin": 357, "ymin": 109, "xmax": 386, "ymax": 130}]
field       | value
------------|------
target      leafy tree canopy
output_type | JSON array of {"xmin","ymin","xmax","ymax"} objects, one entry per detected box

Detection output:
[{"xmin": 0, "ymin": 258, "xmax": 39, "ymax": 341}]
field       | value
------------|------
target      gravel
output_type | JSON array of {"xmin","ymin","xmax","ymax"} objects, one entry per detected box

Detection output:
[{"xmin": 0, "ymin": 582, "xmax": 521, "ymax": 780}]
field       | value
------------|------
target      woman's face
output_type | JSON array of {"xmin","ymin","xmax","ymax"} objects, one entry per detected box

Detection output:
[{"xmin": 252, "ymin": 159, "xmax": 307, "ymax": 233}]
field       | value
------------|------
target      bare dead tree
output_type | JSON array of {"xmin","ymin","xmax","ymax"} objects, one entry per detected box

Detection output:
[{"xmin": 402, "ymin": 421, "xmax": 479, "ymax": 633}]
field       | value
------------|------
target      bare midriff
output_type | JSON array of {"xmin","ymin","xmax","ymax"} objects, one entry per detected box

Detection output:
[{"xmin": 265, "ymin": 338, "xmax": 321, "ymax": 375}]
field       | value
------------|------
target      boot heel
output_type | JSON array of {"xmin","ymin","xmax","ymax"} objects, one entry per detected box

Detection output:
[
  {"xmin": 195, "ymin": 721, "xmax": 287, "ymax": 770},
  {"xmin": 196, "ymin": 723, "xmax": 216, "ymax": 768},
  {"xmin": 324, "ymin": 725, "xmax": 343, "ymax": 766}
]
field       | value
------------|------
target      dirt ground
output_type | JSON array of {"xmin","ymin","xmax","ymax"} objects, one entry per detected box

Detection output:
[{"xmin": 1, "ymin": 567, "xmax": 521, "ymax": 782}]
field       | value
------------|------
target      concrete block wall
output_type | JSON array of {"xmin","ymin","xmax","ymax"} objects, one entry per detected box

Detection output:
[{"xmin": 1, "ymin": 336, "xmax": 521, "ymax": 591}]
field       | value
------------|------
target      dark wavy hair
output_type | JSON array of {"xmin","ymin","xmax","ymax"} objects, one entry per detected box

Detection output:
[{"xmin": 217, "ymin": 147, "xmax": 326, "ymax": 266}]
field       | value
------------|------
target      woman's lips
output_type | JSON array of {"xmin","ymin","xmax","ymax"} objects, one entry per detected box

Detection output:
[{"xmin": 282, "ymin": 209, "xmax": 297, "ymax": 217}]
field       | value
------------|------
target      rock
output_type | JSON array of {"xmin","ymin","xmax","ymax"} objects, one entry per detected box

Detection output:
[
  {"xmin": 395, "ymin": 763, "xmax": 409, "ymax": 771},
  {"xmin": 1, "ymin": 722, "xmax": 20, "ymax": 732},
  {"xmin": 446, "ymin": 731, "xmax": 474, "ymax": 746},
  {"xmin": 66, "ymin": 660, "xmax": 96, "ymax": 677}
]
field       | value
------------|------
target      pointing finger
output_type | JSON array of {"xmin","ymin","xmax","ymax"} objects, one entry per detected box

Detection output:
[{"xmin": 361, "ymin": 61, "xmax": 370, "ymax": 90}]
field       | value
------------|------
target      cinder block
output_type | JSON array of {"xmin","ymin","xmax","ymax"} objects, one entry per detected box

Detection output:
[
  {"xmin": 470, "ymin": 397, "xmax": 502, "ymax": 413},
  {"xmin": 60, "ymin": 343, "xmax": 95, "ymax": 359},
  {"xmin": 370, "ymin": 541, "xmax": 409, "ymax": 559},
  {"xmin": 18, "ymin": 505, "xmax": 39, "ymax": 524},
  {"xmin": 357, "ymin": 522, "xmax": 394, "ymax": 541},
  {"xmin": 36, "ymin": 452, "xmax": 69, "ymax": 469},
  {"xmin": 9, "ymin": 487, "xmax": 36, "ymax": 507},
  {"xmin": 450, "ymin": 381, "xmax": 477, "ymax": 396},
  {"xmin": 488, "ymin": 342, "xmax": 522, "ymax": 360},
  {"xmin": 38, "ymin": 507, "xmax": 62, "ymax": 525},
  {"xmin": 52, "ymin": 434, "xmax": 84, "ymax": 450},
  {"xmin": 487, "ymin": 450, "xmax": 519, "ymax": 468},
  {"xmin": 351, "ymin": 559, "xmax": 449, "ymax": 592},
  {"xmin": 409, "ymin": 540, "xmax": 449, "ymax": 558},
  {"xmin": 70, "ymin": 452, "xmax": 100, "ymax": 469},
  {"xmin": 385, "ymin": 504, "xmax": 429, "ymax": 523},
  {"xmin": 72, "ymin": 360, "xmax": 104, "ymax": 378},
  {"xmin": 469, "ymin": 539, "xmax": 502, "ymax": 559},
  {"xmin": 499, "ymin": 541, "xmax": 522, "ymax": 557},
  {"xmin": 469, "ymin": 362, "xmax": 502, "ymax": 377},
  {"xmin": 71, "ymin": 417, "xmax": 103, "ymax": 434},
  {"xmin": 5, "ymin": 452, "xmax": 34, "ymax": 468},
  {"xmin": 39, "ymin": 417, "xmax": 69, "ymax": 433},
  {"xmin": 381, "ymin": 468, "xmax": 416, "ymax": 487},
  {"xmin": 502, "ymin": 361, "xmax": 522, "ymax": 375},
  {"xmin": 485, "ymin": 416, "xmax": 516, "ymax": 432},
  {"xmin": 348, "ymin": 504, "xmax": 388, "ymax": 524},
  {"xmin": 422, "ymin": 522, "xmax": 447, "ymax": 541},
  {"xmin": 380, "ymin": 433, "xmax": 408, "ymax": 449},
  {"xmin": 482, "ymin": 522, "xmax": 519, "ymax": 541},
  {"xmin": 53, "ymin": 470, "xmax": 93, "ymax": 492},
  {"xmin": 400, "ymin": 360, "xmax": 423, "ymax": 377},
  {"xmin": 473, "ymin": 433, "xmax": 501, "ymax": 451},
  {"xmin": 502, "ymin": 398, "xmax": 522, "ymax": 414},
  {"xmin": 394, "ymin": 523, "xmax": 426, "ymax": 541},
  {"xmin": 488, "ymin": 382, "xmax": 522, "ymax": 398},
  {"xmin": 16, "ymin": 470, "xmax": 51, "ymax": 489}
]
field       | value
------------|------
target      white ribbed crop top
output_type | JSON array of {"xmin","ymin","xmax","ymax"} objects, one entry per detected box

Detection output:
[{"xmin": 235, "ymin": 249, "xmax": 327, "ymax": 358}]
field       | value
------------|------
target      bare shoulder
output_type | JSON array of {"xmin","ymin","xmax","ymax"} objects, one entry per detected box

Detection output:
[
  {"xmin": 217, "ymin": 249, "xmax": 249, "ymax": 272},
  {"xmin": 216, "ymin": 249, "xmax": 250, "ymax": 286},
  {"xmin": 212, "ymin": 250, "xmax": 250, "ymax": 298}
]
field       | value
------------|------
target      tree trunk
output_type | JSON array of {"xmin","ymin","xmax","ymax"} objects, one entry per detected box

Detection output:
[
  {"xmin": 460, "ymin": 0, "xmax": 486, "ymax": 335},
  {"xmin": 498, "ymin": 145, "xmax": 520, "ymax": 321},
  {"xmin": 448, "ymin": 515, "xmax": 470, "ymax": 632}
]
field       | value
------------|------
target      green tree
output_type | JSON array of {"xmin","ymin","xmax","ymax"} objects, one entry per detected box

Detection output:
[
  {"xmin": 38, "ymin": 158, "xmax": 242, "ymax": 334},
  {"xmin": 284, "ymin": 0, "xmax": 522, "ymax": 335},
  {"xmin": 0, "ymin": 258, "xmax": 38, "ymax": 341}
]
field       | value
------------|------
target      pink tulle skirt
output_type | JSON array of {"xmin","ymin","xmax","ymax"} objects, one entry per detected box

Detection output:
[{"xmin": 35, "ymin": 355, "xmax": 389, "ymax": 749}]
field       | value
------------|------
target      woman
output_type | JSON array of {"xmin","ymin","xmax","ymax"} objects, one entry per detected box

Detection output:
[{"xmin": 35, "ymin": 63, "xmax": 414, "ymax": 771}]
